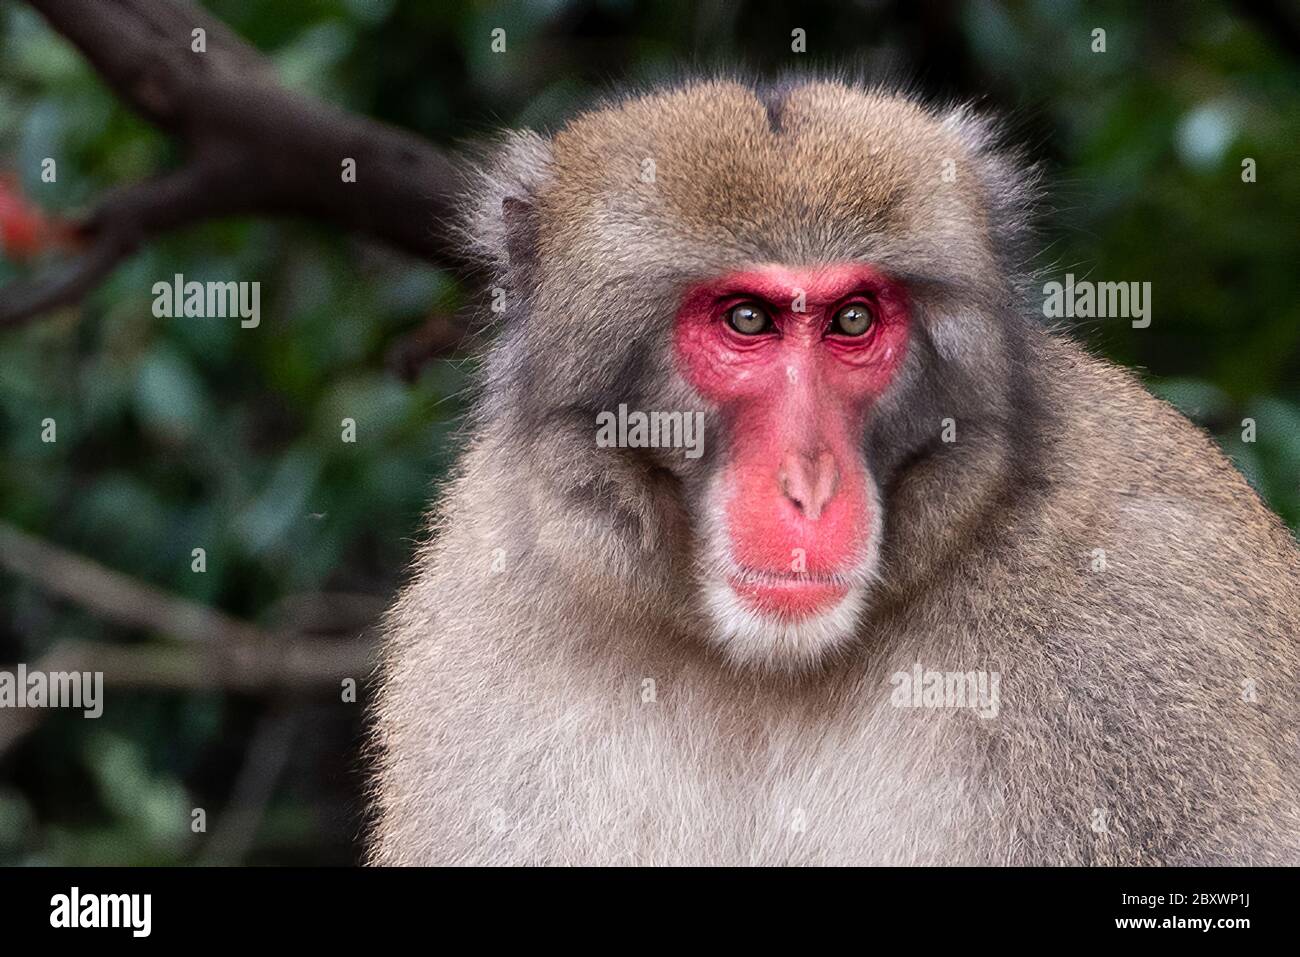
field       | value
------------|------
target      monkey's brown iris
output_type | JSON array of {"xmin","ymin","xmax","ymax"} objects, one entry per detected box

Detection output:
[
  {"xmin": 726, "ymin": 302, "xmax": 772, "ymax": 335},
  {"xmin": 830, "ymin": 303, "xmax": 874, "ymax": 336}
]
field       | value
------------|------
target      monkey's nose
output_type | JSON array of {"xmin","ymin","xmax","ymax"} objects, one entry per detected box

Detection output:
[{"xmin": 778, "ymin": 450, "xmax": 840, "ymax": 521}]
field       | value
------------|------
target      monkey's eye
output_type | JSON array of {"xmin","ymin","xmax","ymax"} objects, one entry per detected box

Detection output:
[
  {"xmin": 726, "ymin": 302, "xmax": 773, "ymax": 336},
  {"xmin": 829, "ymin": 303, "xmax": 875, "ymax": 337}
]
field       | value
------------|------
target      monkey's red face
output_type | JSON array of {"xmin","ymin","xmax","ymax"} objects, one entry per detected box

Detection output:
[{"xmin": 674, "ymin": 264, "xmax": 909, "ymax": 668}]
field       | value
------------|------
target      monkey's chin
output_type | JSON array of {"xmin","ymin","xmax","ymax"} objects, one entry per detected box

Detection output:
[{"xmin": 702, "ymin": 578, "xmax": 867, "ymax": 672}]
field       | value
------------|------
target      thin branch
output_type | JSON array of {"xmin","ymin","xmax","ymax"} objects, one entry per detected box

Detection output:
[
  {"xmin": 0, "ymin": 522, "xmax": 378, "ymax": 683},
  {"xmin": 0, "ymin": 234, "xmax": 126, "ymax": 327},
  {"xmin": 38, "ymin": 637, "xmax": 373, "ymax": 692},
  {"xmin": 0, "ymin": 523, "xmax": 378, "ymax": 761},
  {"xmin": 2, "ymin": 0, "xmax": 472, "ymax": 329},
  {"xmin": 0, "ymin": 520, "xmax": 377, "ymax": 753},
  {"xmin": 197, "ymin": 705, "xmax": 302, "ymax": 866},
  {"xmin": 0, "ymin": 520, "xmax": 376, "ymax": 686},
  {"xmin": 0, "ymin": 638, "xmax": 370, "ymax": 756},
  {"xmin": 0, "ymin": 162, "xmax": 247, "ymax": 328},
  {"xmin": 0, "ymin": 520, "xmax": 264, "ymax": 645}
]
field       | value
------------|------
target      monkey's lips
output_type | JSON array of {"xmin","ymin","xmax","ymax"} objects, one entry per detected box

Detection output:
[{"xmin": 726, "ymin": 567, "xmax": 853, "ymax": 619}]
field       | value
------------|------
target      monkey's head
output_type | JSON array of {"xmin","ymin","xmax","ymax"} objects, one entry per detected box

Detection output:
[{"xmin": 465, "ymin": 78, "xmax": 1036, "ymax": 672}]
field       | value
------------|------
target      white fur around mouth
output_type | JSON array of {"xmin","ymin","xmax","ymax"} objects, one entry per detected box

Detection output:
[{"xmin": 703, "ymin": 576, "xmax": 868, "ymax": 671}]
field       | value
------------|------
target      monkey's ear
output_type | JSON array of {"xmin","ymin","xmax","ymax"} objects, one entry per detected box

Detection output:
[{"xmin": 462, "ymin": 130, "xmax": 553, "ymax": 276}]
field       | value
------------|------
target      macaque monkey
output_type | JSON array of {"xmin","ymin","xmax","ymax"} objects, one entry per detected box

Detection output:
[{"xmin": 370, "ymin": 79, "xmax": 1300, "ymax": 865}]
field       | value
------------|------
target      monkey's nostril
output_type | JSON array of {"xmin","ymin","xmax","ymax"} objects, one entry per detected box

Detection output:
[
  {"xmin": 778, "ymin": 470, "xmax": 805, "ymax": 511},
  {"xmin": 779, "ymin": 450, "xmax": 839, "ymax": 520}
]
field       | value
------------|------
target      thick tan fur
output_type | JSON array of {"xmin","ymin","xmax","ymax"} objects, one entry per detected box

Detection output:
[{"xmin": 370, "ymin": 79, "xmax": 1300, "ymax": 865}]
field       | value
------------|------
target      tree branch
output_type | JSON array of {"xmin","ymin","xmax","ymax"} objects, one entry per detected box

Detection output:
[
  {"xmin": 0, "ymin": 161, "xmax": 248, "ymax": 327},
  {"xmin": 1, "ymin": 0, "xmax": 472, "ymax": 329},
  {"xmin": 0, "ymin": 520, "xmax": 377, "ymax": 754},
  {"xmin": 0, "ymin": 638, "xmax": 370, "ymax": 756},
  {"xmin": 0, "ymin": 520, "xmax": 264, "ymax": 645},
  {"xmin": 197, "ymin": 704, "xmax": 302, "ymax": 866},
  {"xmin": 33, "ymin": 636, "xmax": 372, "ymax": 692}
]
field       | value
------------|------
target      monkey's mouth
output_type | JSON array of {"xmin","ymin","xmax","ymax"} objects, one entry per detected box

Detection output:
[{"xmin": 725, "ymin": 566, "xmax": 853, "ymax": 619}]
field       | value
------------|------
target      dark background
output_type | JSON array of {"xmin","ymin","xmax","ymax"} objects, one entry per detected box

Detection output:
[{"xmin": 0, "ymin": 0, "xmax": 1297, "ymax": 865}]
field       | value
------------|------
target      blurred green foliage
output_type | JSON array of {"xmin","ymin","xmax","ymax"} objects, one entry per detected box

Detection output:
[{"xmin": 0, "ymin": 0, "xmax": 1296, "ymax": 864}]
